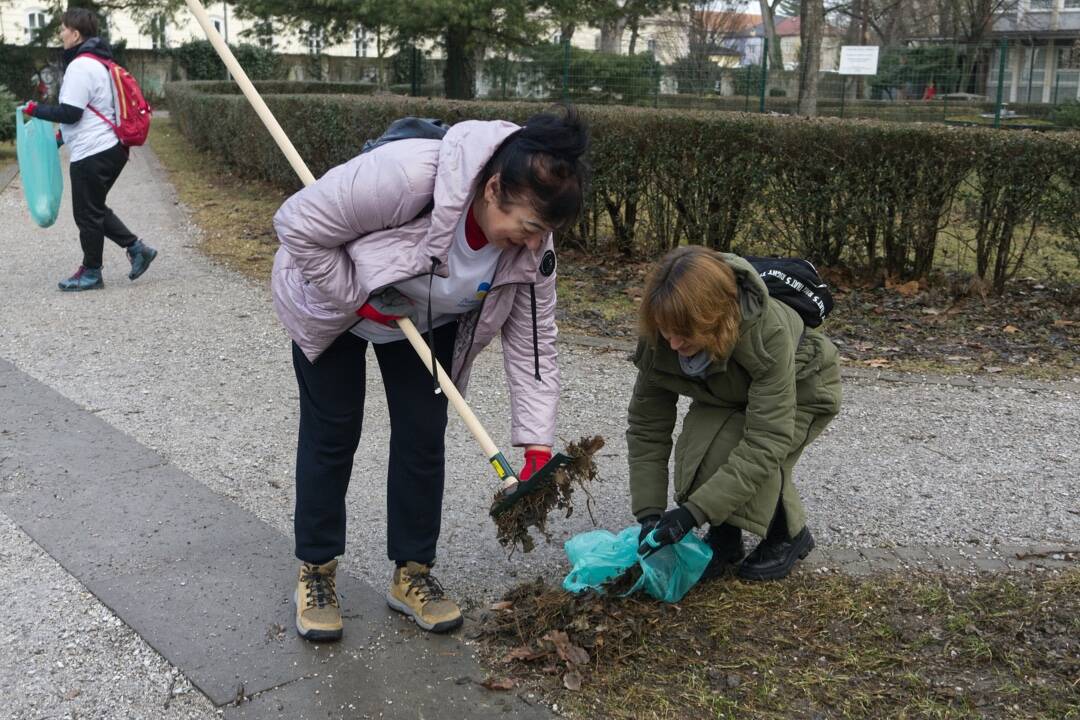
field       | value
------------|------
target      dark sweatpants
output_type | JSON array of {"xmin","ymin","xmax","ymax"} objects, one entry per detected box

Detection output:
[
  {"xmin": 291, "ymin": 322, "xmax": 457, "ymax": 566},
  {"xmin": 69, "ymin": 142, "xmax": 137, "ymax": 269}
]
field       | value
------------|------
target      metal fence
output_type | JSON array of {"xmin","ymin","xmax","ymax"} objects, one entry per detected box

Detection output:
[{"xmin": 393, "ymin": 37, "xmax": 1080, "ymax": 130}]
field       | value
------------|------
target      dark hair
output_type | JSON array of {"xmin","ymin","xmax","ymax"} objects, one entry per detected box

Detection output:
[
  {"xmin": 61, "ymin": 8, "xmax": 98, "ymax": 39},
  {"xmin": 477, "ymin": 105, "xmax": 589, "ymax": 230}
]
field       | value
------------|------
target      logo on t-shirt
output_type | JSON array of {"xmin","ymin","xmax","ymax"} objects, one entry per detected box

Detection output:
[{"xmin": 475, "ymin": 281, "xmax": 491, "ymax": 300}]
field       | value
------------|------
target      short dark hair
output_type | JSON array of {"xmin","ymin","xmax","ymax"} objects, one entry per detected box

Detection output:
[
  {"xmin": 61, "ymin": 8, "xmax": 98, "ymax": 39},
  {"xmin": 477, "ymin": 105, "xmax": 590, "ymax": 231}
]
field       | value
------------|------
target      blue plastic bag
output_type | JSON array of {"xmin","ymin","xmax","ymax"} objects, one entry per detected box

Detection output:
[
  {"xmin": 563, "ymin": 526, "xmax": 713, "ymax": 603},
  {"xmin": 16, "ymin": 109, "xmax": 63, "ymax": 228}
]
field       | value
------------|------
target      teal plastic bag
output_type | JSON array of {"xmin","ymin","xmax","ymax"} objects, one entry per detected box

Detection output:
[
  {"xmin": 563, "ymin": 526, "xmax": 713, "ymax": 603},
  {"xmin": 16, "ymin": 109, "xmax": 63, "ymax": 228}
]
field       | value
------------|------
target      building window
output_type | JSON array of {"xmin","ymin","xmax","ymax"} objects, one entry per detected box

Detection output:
[
  {"xmin": 306, "ymin": 25, "xmax": 324, "ymax": 56},
  {"xmin": 254, "ymin": 19, "xmax": 274, "ymax": 50},
  {"xmin": 647, "ymin": 38, "xmax": 658, "ymax": 55},
  {"xmin": 150, "ymin": 15, "xmax": 168, "ymax": 50},
  {"xmin": 1027, "ymin": 0, "xmax": 1053, "ymax": 8},
  {"xmin": 1064, "ymin": 0, "xmax": 1080, "ymax": 9},
  {"xmin": 211, "ymin": 17, "xmax": 223, "ymax": 35},
  {"xmin": 25, "ymin": 9, "xmax": 47, "ymax": 43},
  {"xmin": 354, "ymin": 26, "xmax": 368, "ymax": 57}
]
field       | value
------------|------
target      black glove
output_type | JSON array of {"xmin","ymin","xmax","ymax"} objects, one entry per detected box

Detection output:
[
  {"xmin": 637, "ymin": 515, "xmax": 661, "ymax": 545},
  {"xmin": 638, "ymin": 505, "xmax": 698, "ymax": 557}
]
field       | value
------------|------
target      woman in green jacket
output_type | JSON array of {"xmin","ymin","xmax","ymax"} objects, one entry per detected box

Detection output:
[{"xmin": 628, "ymin": 247, "xmax": 841, "ymax": 580}]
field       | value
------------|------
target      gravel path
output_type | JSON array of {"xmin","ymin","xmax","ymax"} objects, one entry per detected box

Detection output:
[
  {"xmin": 1, "ymin": 147, "xmax": 1077, "ymax": 615},
  {"xmin": 0, "ymin": 509, "xmax": 219, "ymax": 719}
]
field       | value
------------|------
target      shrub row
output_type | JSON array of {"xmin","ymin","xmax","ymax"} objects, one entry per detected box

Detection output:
[{"xmin": 166, "ymin": 81, "xmax": 1080, "ymax": 290}]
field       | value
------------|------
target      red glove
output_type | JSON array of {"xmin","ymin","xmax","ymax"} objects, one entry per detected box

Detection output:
[
  {"xmin": 55, "ymin": 130, "xmax": 64, "ymax": 147},
  {"xmin": 22, "ymin": 101, "xmax": 37, "ymax": 117},
  {"xmin": 519, "ymin": 448, "xmax": 552, "ymax": 482},
  {"xmin": 356, "ymin": 302, "xmax": 402, "ymax": 326}
]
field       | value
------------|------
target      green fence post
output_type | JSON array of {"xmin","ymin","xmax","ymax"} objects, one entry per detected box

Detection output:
[
  {"xmin": 744, "ymin": 65, "xmax": 751, "ymax": 112},
  {"xmin": 994, "ymin": 38, "xmax": 1007, "ymax": 129},
  {"xmin": 561, "ymin": 37, "xmax": 570, "ymax": 102},
  {"xmin": 1026, "ymin": 42, "xmax": 1035, "ymax": 103},
  {"xmin": 840, "ymin": 76, "xmax": 847, "ymax": 118},
  {"xmin": 410, "ymin": 46, "xmax": 420, "ymax": 96},
  {"xmin": 759, "ymin": 38, "xmax": 768, "ymax": 113}
]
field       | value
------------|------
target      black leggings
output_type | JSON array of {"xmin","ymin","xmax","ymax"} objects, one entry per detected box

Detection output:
[
  {"xmin": 291, "ymin": 323, "xmax": 457, "ymax": 566},
  {"xmin": 69, "ymin": 142, "xmax": 137, "ymax": 269}
]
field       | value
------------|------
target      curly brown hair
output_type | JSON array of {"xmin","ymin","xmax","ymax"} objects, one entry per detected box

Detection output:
[{"xmin": 639, "ymin": 246, "xmax": 742, "ymax": 361}]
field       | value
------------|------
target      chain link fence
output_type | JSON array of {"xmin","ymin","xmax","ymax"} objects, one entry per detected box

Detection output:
[{"xmin": 387, "ymin": 37, "xmax": 1080, "ymax": 130}]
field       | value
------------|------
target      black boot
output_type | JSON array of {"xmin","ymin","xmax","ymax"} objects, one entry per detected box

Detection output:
[
  {"xmin": 700, "ymin": 523, "xmax": 745, "ymax": 581},
  {"xmin": 126, "ymin": 240, "xmax": 158, "ymax": 281},
  {"xmin": 737, "ymin": 527, "xmax": 815, "ymax": 581}
]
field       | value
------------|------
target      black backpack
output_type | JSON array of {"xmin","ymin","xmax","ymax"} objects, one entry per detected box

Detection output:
[
  {"xmin": 744, "ymin": 256, "xmax": 833, "ymax": 328},
  {"xmin": 359, "ymin": 117, "xmax": 448, "ymax": 220}
]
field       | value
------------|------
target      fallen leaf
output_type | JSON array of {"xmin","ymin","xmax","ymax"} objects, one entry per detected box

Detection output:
[
  {"xmin": 894, "ymin": 280, "xmax": 920, "ymax": 297},
  {"xmin": 543, "ymin": 630, "xmax": 590, "ymax": 665},
  {"xmin": 480, "ymin": 676, "xmax": 516, "ymax": 691},
  {"xmin": 563, "ymin": 670, "xmax": 583, "ymax": 691},
  {"xmin": 1053, "ymin": 319, "xmax": 1077, "ymax": 327},
  {"xmin": 983, "ymin": 366, "xmax": 1004, "ymax": 373},
  {"xmin": 489, "ymin": 601, "xmax": 513, "ymax": 611},
  {"xmin": 945, "ymin": 356, "xmax": 972, "ymax": 362},
  {"xmin": 502, "ymin": 645, "xmax": 549, "ymax": 663},
  {"xmin": 864, "ymin": 358, "xmax": 890, "ymax": 368},
  {"xmin": 1003, "ymin": 325, "xmax": 1020, "ymax": 334},
  {"xmin": 921, "ymin": 307, "xmax": 943, "ymax": 315}
]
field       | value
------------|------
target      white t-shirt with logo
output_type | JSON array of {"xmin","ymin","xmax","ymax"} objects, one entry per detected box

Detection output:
[
  {"xmin": 58, "ymin": 56, "xmax": 119, "ymax": 162},
  {"xmin": 352, "ymin": 212, "xmax": 501, "ymax": 344}
]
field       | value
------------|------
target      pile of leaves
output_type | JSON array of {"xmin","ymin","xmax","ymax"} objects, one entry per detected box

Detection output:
[
  {"xmin": 474, "ymin": 569, "xmax": 1080, "ymax": 719},
  {"xmin": 493, "ymin": 436, "xmax": 604, "ymax": 554}
]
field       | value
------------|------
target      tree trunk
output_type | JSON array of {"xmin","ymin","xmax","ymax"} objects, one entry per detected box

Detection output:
[
  {"xmin": 796, "ymin": 0, "xmax": 823, "ymax": 116},
  {"xmin": 560, "ymin": 22, "xmax": 576, "ymax": 44},
  {"xmin": 444, "ymin": 24, "xmax": 476, "ymax": 100},
  {"xmin": 758, "ymin": 0, "xmax": 785, "ymax": 70},
  {"xmin": 599, "ymin": 18, "xmax": 628, "ymax": 54},
  {"xmin": 627, "ymin": 16, "xmax": 641, "ymax": 55}
]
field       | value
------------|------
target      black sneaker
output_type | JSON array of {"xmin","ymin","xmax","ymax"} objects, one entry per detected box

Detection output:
[
  {"xmin": 700, "ymin": 523, "xmax": 745, "ymax": 581},
  {"xmin": 737, "ymin": 527, "xmax": 815, "ymax": 581}
]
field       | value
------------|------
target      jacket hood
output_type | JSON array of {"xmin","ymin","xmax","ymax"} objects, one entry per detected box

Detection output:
[
  {"xmin": 63, "ymin": 37, "xmax": 113, "ymax": 67},
  {"xmin": 424, "ymin": 119, "xmax": 522, "ymax": 264},
  {"xmin": 719, "ymin": 253, "xmax": 768, "ymax": 332}
]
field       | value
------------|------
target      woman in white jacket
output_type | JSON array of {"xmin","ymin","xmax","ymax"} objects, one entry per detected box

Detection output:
[{"xmin": 21, "ymin": 7, "xmax": 156, "ymax": 291}]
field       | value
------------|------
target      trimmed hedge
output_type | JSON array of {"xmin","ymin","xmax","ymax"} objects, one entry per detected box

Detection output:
[{"xmin": 166, "ymin": 81, "xmax": 1080, "ymax": 288}]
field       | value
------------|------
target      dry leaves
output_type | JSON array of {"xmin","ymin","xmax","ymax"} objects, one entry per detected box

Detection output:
[
  {"xmin": 480, "ymin": 676, "xmax": 516, "ymax": 691},
  {"xmin": 544, "ymin": 630, "xmax": 590, "ymax": 666},
  {"xmin": 563, "ymin": 670, "xmax": 583, "ymax": 691}
]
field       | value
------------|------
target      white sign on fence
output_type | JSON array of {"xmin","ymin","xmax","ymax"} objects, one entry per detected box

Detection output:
[{"xmin": 838, "ymin": 46, "xmax": 880, "ymax": 76}]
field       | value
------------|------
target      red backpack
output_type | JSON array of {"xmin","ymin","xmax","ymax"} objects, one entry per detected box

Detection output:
[{"xmin": 80, "ymin": 54, "xmax": 152, "ymax": 147}]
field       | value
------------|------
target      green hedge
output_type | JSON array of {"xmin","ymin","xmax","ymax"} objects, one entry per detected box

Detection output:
[{"xmin": 166, "ymin": 81, "xmax": 1080, "ymax": 289}]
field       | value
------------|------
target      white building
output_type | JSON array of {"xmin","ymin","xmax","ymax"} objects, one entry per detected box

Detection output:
[{"xmin": 0, "ymin": 2, "xmax": 380, "ymax": 58}]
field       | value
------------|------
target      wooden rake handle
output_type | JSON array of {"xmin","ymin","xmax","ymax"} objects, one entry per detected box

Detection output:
[{"xmin": 183, "ymin": 0, "xmax": 519, "ymax": 492}]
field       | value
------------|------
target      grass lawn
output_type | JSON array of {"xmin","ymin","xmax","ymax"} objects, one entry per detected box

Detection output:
[{"xmin": 477, "ymin": 569, "xmax": 1079, "ymax": 719}]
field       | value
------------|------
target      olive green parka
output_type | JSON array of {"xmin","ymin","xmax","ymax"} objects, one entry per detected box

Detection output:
[{"xmin": 626, "ymin": 254, "xmax": 842, "ymax": 537}]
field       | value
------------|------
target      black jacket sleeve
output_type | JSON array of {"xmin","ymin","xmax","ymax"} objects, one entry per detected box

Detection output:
[{"xmin": 31, "ymin": 102, "xmax": 84, "ymax": 125}]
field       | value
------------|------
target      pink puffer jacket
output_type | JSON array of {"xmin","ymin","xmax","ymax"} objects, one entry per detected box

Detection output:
[{"xmin": 270, "ymin": 120, "xmax": 560, "ymax": 447}]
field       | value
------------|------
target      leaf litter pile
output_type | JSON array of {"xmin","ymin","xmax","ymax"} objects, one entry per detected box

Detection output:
[
  {"xmin": 472, "ymin": 568, "xmax": 1079, "ymax": 719},
  {"xmin": 493, "ymin": 435, "xmax": 604, "ymax": 554}
]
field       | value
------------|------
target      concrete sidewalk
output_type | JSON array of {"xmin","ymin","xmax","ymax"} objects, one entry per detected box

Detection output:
[{"xmin": 0, "ymin": 143, "xmax": 1077, "ymax": 717}]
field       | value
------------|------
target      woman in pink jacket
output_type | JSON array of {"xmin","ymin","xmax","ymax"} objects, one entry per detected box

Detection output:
[{"xmin": 271, "ymin": 109, "xmax": 588, "ymax": 639}]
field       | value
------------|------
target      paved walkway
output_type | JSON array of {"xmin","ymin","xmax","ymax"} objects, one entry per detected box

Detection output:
[{"xmin": 0, "ymin": 146, "xmax": 1076, "ymax": 717}]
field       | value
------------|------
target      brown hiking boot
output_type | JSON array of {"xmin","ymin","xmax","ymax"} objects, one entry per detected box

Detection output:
[
  {"xmin": 294, "ymin": 559, "xmax": 343, "ymax": 641},
  {"xmin": 386, "ymin": 562, "xmax": 462, "ymax": 633}
]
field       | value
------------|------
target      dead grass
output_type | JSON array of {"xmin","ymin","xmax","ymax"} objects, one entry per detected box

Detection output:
[
  {"xmin": 0, "ymin": 140, "xmax": 15, "ymax": 165},
  {"xmin": 493, "ymin": 436, "xmax": 604, "ymax": 554},
  {"xmin": 146, "ymin": 119, "xmax": 284, "ymax": 280},
  {"xmin": 476, "ymin": 569, "xmax": 1080, "ymax": 719}
]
